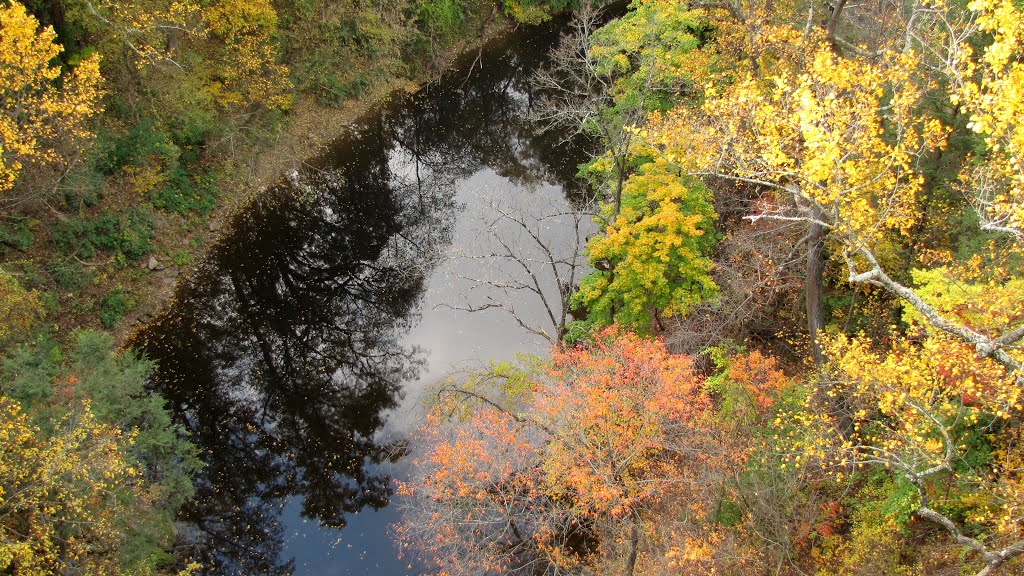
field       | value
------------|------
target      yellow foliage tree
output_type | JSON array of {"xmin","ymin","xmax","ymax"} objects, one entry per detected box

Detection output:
[
  {"xmin": 640, "ymin": 0, "xmax": 1024, "ymax": 571},
  {"xmin": 952, "ymin": 0, "xmax": 1024, "ymax": 240},
  {"xmin": 0, "ymin": 396, "xmax": 147, "ymax": 574},
  {"xmin": 645, "ymin": 0, "xmax": 1022, "ymax": 381},
  {"xmin": 0, "ymin": 270, "xmax": 42, "ymax": 349},
  {"xmin": 82, "ymin": 0, "xmax": 199, "ymax": 67},
  {"xmin": 648, "ymin": 28, "xmax": 946, "ymax": 243},
  {"xmin": 0, "ymin": 0, "xmax": 102, "ymax": 196},
  {"xmin": 203, "ymin": 0, "xmax": 292, "ymax": 110},
  {"xmin": 639, "ymin": 12, "xmax": 946, "ymax": 363},
  {"xmin": 797, "ymin": 332, "xmax": 1024, "ymax": 575}
]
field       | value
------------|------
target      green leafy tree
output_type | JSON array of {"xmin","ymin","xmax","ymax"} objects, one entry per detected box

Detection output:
[
  {"xmin": 3, "ymin": 331, "xmax": 200, "ymax": 508},
  {"xmin": 2, "ymin": 331, "xmax": 201, "ymax": 571},
  {"xmin": 573, "ymin": 159, "xmax": 718, "ymax": 333},
  {"xmin": 534, "ymin": 0, "xmax": 708, "ymax": 215}
]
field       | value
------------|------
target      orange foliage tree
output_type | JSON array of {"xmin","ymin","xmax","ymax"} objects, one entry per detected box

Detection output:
[{"xmin": 396, "ymin": 326, "xmax": 724, "ymax": 575}]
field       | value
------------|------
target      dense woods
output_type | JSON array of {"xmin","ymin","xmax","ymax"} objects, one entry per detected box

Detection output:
[
  {"xmin": 2, "ymin": 0, "xmax": 1022, "ymax": 572},
  {"xmin": 399, "ymin": 0, "xmax": 1024, "ymax": 574}
]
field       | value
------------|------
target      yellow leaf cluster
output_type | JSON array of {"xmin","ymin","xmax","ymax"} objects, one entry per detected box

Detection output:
[
  {"xmin": 0, "ymin": 1, "xmax": 102, "ymax": 194},
  {"xmin": 85, "ymin": 0, "xmax": 200, "ymax": 66},
  {"xmin": 955, "ymin": 0, "xmax": 1024, "ymax": 237},
  {"xmin": 648, "ymin": 33, "xmax": 942, "ymax": 243},
  {"xmin": 0, "ymin": 397, "xmax": 145, "ymax": 574},
  {"xmin": 816, "ymin": 332, "xmax": 1024, "ymax": 537},
  {"xmin": 203, "ymin": 0, "xmax": 292, "ymax": 110}
]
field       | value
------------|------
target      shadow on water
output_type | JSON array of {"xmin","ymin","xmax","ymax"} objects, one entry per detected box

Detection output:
[{"xmin": 131, "ymin": 17, "xmax": 595, "ymax": 576}]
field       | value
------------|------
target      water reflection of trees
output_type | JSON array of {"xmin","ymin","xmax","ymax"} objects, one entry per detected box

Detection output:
[
  {"xmin": 133, "ymin": 22, "xmax": 593, "ymax": 575},
  {"xmin": 382, "ymin": 24, "xmax": 594, "ymax": 205},
  {"xmin": 138, "ymin": 157, "xmax": 431, "ymax": 574}
]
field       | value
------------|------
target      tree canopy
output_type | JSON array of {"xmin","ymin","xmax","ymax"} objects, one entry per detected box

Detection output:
[
  {"xmin": 406, "ymin": 0, "xmax": 1024, "ymax": 573},
  {"xmin": 0, "ymin": 1, "xmax": 102, "ymax": 195}
]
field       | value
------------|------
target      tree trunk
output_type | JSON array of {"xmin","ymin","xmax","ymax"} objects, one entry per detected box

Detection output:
[
  {"xmin": 806, "ymin": 217, "xmax": 826, "ymax": 369},
  {"xmin": 51, "ymin": 0, "xmax": 67, "ymax": 39},
  {"xmin": 651, "ymin": 306, "xmax": 665, "ymax": 333},
  {"xmin": 624, "ymin": 515, "xmax": 640, "ymax": 576},
  {"xmin": 806, "ymin": 208, "xmax": 851, "ymax": 433},
  {"xmin": 613, "ymin": 155, "xmax": 626, "ymax": 219},
  {"xmin": 826, "ymin": 0, "xmax": 848, "ymax": 40},
  {"xmin": 165, "ymin": 29, "xmax": 180, "ymax": 57}
]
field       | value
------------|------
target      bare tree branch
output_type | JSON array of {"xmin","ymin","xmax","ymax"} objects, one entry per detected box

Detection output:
[{"xmin": 439, "ymin": 191, "xmax": 595, "ymax": 346}]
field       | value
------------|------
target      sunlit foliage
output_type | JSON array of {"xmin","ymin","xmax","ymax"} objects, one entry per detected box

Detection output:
[
  {"xmin": 646, "ymin": 30, "xmax": 946, "ymax": 244},
  {"xmin": 952, "ymin": 0, "xmax": 1024, "ymax": 239},
  {"xmin": 398, "ymin": 326, "xmax": 721, "ymax": 575},
  {"xmin": 0, "ymin": 0, "xmax": 102, "ymax": 195},
  {"xmin": 573, "ymin": 159, "xmax": 718, "ymax": 332},
  {"xmin": 0, "ymin": 396, "xmax": 145, "ymax": 574},
  {"xmin": 781, "ymin": 330, "xmax": 1024, "ymax": 574},
  {"xmin": 588, "ymin": 0, "xmax": 707, "ymax": 107}
]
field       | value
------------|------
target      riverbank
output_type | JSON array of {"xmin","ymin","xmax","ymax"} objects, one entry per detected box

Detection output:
[
  {"xmin": 115, "ymin": 19, "xmax": 517, "ymax": 344},
  {"xmin": 128, "ymin": 18, "xmax": 591, "ymax": 571}
]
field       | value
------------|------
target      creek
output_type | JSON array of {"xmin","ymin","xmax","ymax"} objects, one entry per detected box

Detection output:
[{"xmin": 131, "ymin": 17, "xmax": 598, "ymax": 575}]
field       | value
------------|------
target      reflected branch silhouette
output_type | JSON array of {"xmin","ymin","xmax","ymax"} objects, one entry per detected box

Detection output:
[{"xmin": 439, "ymin": 192, "xmax": 595, "ymax": 344}]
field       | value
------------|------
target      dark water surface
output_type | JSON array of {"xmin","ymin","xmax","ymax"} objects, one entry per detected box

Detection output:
[{"xmin": 132, "ymin": 19, "xmax": 595, "ymax": 575}]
